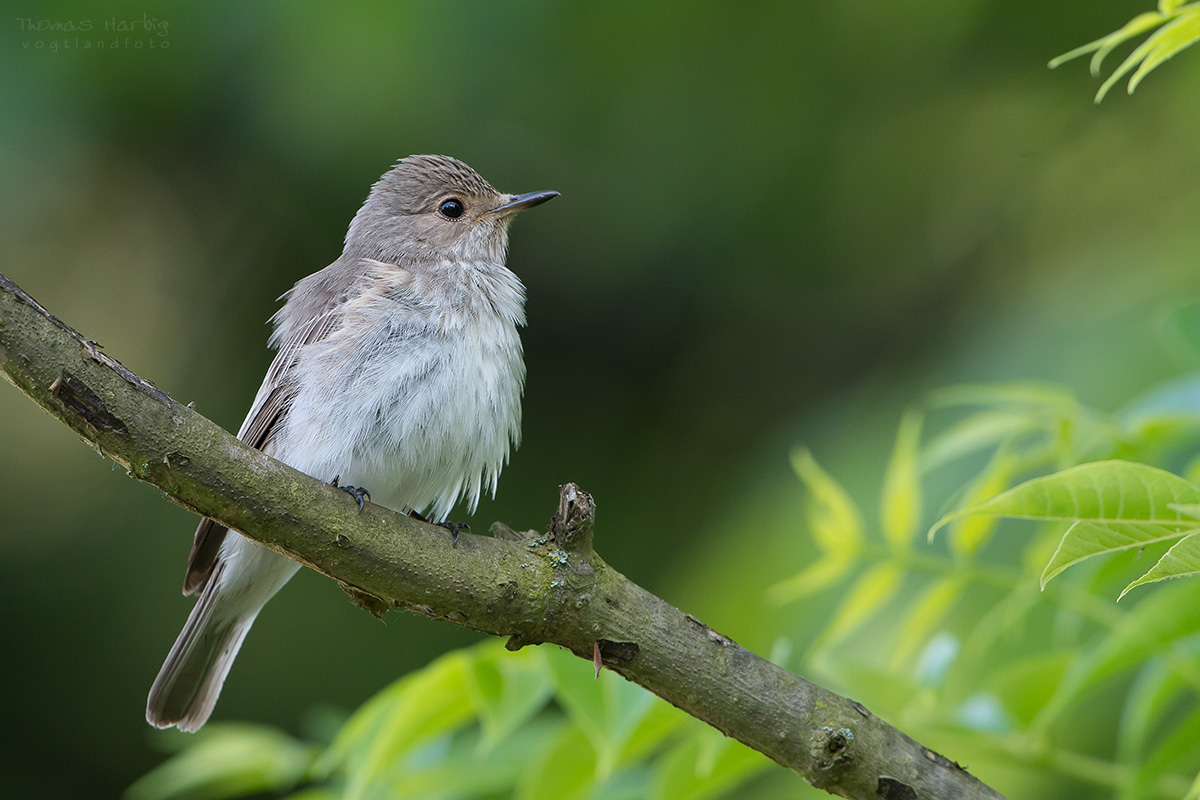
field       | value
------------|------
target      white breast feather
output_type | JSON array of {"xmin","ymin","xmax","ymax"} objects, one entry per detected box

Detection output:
[{"xmin": 271, "ymin": 261, "xmax": 525, "ymax": 522}]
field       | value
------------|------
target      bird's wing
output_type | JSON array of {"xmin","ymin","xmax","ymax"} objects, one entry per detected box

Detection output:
[{"xmin": 182, "ymin": 304, "xmax": 343, "ymax": 596}]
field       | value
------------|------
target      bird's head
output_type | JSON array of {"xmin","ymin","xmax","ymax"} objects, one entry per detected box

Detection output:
[{"xmin": 346, "ymin": 154, "xmax": 558, "ymax": 265}]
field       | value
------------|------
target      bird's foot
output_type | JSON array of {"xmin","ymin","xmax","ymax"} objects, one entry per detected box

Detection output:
[
  {"xmin": 330, "ymin": 475, "xmax": 370, "ymax": 511},
  {"xmin": 438, "ymin": 521, "xmax": 470, "ymax": 547},
  {"xmin": 408, "ymin": 510, "xmax": 469, "ymax": 546}
]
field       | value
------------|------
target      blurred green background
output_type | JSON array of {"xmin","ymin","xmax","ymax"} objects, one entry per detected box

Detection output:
[{"xmin": 2, "ymin": 1, "xmax": 1200, "ymax": 797}]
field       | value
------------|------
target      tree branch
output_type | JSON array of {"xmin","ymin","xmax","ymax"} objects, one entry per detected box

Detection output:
[{"xmin": 0, "ymin": 271, "xmax": 1007, "ymax": 800}]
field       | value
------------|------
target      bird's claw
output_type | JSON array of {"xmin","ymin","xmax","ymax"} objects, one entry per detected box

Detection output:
[
  {"xmin": 407, "ymin": 510, "xmax": 468, "ymax": 546},
  {"xmin": 438, "ymin": 521, "xmax": 470, "ymax": 546},
  {"xmin": 330, "ymin": 475, "xmax": 370, "ymax": 511}
]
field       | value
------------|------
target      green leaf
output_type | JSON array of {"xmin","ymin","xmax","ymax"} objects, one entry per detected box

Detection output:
[
  {"xmin": 1187, "ymin": 772, "xmax": 1200, "ymax": 800},
  {"xmin": 546, "ymin": 648, "xmax": 610, "ymax": 770},
  {"xmin": 1034, "ymin": 580, "xmax": 1200, "ymax": 731},
  {"xmin": 390, "ymin": 717, "xmax": 564, "ymax": 799},
  {"xmin": 467, "ymin": 642, "xmax": 554, "ymax": 755},
  {"xmin": 1118, "ymin": 659, "xmax": 1186, "ymax": 764},
  {"xmin": 1090, "ymin": 12, "xmax": 1168, "ymax": 74},
  {"xmin": 813, "ymin": 563, "xmax": 904, "ymax": 649},
  {"xmin": 948, "ymin": 451, "xmax": 1020, "ymax": 557},
  {"xmin": 515, "ymin": 726, "xmax": 596, "ymax": 800},
  {"xmin": 278, "ymin": 791, "xmax": 341, "ymax": 800},
  {"xmin": 1045, "ymin": 10, "xmax": 1164, "ymax": 73},
  {"xmin": 927, "ymin": 382, "xmax": 1077, "ymax": 411},
  {"xmin": 1021, "ymin": 522, "xmax": 1072, "ymax": 576},
  {"xmin": 1048, "ymin": 4, "xmax": 1200, "ymax": 103},
  {"xmin": 919, "ymin": 410, "xmax": 1039, "ymax": 472},
  {"xmin": 651, "ymin": 727, "xmax": 770, "ymax": 800},
  {"xmin": 1132, "ymin": 701, "xmax": 1200, "ymax": 791},
  {"xmin": 617, "ymin": 698, "xmax": 688, "ymax": 766},
  {"xmin": 921, "ymin": 382, "xmax": 1094, "ymax": 474},
  {"xmin": 1120, "ymin": 530, "xmax": 1200, "ymax": 599},
  {"xmin": 888, "ymin": 576, "xmax": 965, "ymax": 670},
  {"xmin": 1126, "ymin": 10, "xmax": 1200, "ymax": 93},
  {"xmin": 546, "ymin": 647, "xmax": 658, "ymax": 777},
  {"xmin": 930, "ymin": 460, "xmax": 1200, "ymax": 541},
  {"xmin": 1094, "ymin": 8, "xmax": 1200, "ymax": 100},
  {"xmin": 1171, "ymin": 503, "xmax": 1200, "ymax": 519},
  {"xmin": 790, "ymin": 448, "xmax": 864, "ymax": 554},
  {"xmin": 326, "ymin": 651, "xmax": 475, "ymax": 800},
  {"xmin": 127, "ymin": 724, "xmax": 318, "ymax": 800},
  {"xmin": 943, "ymin": 585, "xmax": 1043, "ymax": 703},
  {"xmin": 1041, "ymin": 521, "xmax": 1196, "ymax": 588},
  {"xmin": 984, "ymin": 653, "xmax": 1073, "ymax": 726},
  {"xmin": 881, "ymin": 409, "xmax": 923, "ymax": 551},
  {"xmin": 767, "ymin": 550, "xmax": 857, "ymax": 604},
  {"xmin": 770, "ymin": 449, "xmax": 866, "ymax": 604}
]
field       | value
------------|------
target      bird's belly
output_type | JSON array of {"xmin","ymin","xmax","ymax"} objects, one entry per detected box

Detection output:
[{"xmin": 275, "ymin": 315, "xmax": 523, "ymax": 521}]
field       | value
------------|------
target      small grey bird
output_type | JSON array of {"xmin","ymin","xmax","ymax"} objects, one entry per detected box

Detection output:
[{"xmin": 146, "ymin": 155, "xmax": 557, "ymax": 732}]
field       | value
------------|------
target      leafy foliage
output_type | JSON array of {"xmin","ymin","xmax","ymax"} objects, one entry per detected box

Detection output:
[
  {"xmin": 127, "ymin": 643, "xmax": 773, "ymax": 800},
  {"xmin": 931, "ymin": 462, "xmax": 1200, "ymax": 596},
  {"xmin": 1051, "ymin": 1, "xmax": 1200, "ymax": 102},
  {"xmin": 770, "ymin": 383, "xmax": 1200, "ymax": 792}
]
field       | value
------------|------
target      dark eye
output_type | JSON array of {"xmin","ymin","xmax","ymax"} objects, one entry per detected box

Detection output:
[{"xmin": 438, "ymin": 197, "xmax": 465, "ymax": 219}]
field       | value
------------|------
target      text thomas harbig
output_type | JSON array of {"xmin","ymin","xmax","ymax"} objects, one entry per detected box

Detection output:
[{"xmin": 17, "ymin": 14, "xmax": 169, "ymax": 50}]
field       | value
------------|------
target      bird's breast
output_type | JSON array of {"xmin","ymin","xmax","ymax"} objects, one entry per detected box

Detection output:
[{"xmin": 275, "ymin": 276, "xmax": 526, "ymax": 521}]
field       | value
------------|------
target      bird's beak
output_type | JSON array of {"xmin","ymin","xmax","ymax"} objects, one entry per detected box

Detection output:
[{"xmin": 489, "ymin": 190, "xmax": 560, "ymax": 218}]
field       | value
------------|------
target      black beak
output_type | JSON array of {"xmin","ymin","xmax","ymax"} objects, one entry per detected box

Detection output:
[{"xmin": 490, "ymin": 190, "xmax": 560, "ymax": 217}]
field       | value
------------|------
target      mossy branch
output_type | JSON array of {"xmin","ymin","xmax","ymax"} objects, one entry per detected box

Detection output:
[{"xmin": 0, "ymin": 271, "xmax": 1006, "ymax": 800}]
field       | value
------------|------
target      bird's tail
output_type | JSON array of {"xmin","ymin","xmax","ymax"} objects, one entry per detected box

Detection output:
[{"xmin": 146, "ymin": 565, "xmax": 256, "ymax": 733}]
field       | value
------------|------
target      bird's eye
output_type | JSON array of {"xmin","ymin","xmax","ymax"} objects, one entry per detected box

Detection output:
[{"xmin": 438, "ymin": 197, "xmax": 466, "ymax": 219}]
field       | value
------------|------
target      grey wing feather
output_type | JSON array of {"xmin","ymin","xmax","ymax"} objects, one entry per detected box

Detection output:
[{"xmin": 182, "ymin": 305, "xmax": 343, "ymax": 595}]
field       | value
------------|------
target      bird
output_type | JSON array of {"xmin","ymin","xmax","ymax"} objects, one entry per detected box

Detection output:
[{"xmin": 146, "ymin": 154, "xmax": 557, "ymax": 732}]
